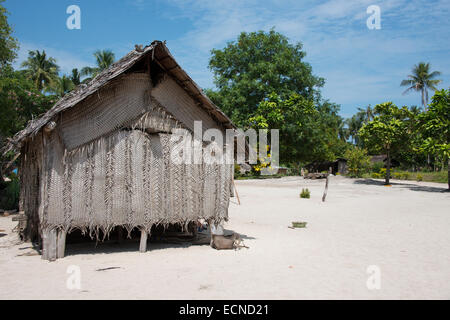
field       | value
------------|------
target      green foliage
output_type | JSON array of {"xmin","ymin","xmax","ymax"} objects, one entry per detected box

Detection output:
[
  {"xmin": 0, "ymin": 65, "xmax": 56, "ymax": 174},
  {"xmin": 300, "ymin": 188, "xmax": 310, "ymax": 199},
  {"xmin": 359, "ymin": 102, "xmax": 413, "ymax": 154},
  {"xmin": 371, "ymin": 172, "xmax": 382, "ymax": 179},
  {"xmin": 81, "ymin": 50, "xmax": 115, "ymax": 82},
  {"xmin": 416, "ymin": 89, "xmax": 449, "ymax": 188},
  {"xmin": 0, "ymin": 66, "xmax": 56, "ymax": 137},
  {"xmin": 344, "ymin": 146, "xmax": 370, "ymax": 178},
  {"xmin": 345, "ymin": 105, "xmax": 373, "ymax": 146},
  {"xmin": 206, "ymin": 29, "xmax": 324, "ymax": 127},
  {"xmin": 0, "ymin": 174, "xmax": 19, "ymax": 210},
  {"xmin": 400, "ymin": 62, "xmax": 442, "ymax": 107},
  {"xmin": 248, "ymin": 93, "xmax": 348, "ymax": 165},
  {"xmin": 21, "ymin": 50, "xmax": 60, "ymax": 91},
  {"xmin": 416, "ymin": 174, "xmax": 423, "ymax": 181},
  {"xmin": 392, "ymin": 172, "xmax": 402, "ymax": 179},
  {"xmin": 371, "ymin": 161, "xmax": 384, "ymax": 173},
  {"xmin": 70, "ymin": 68, "xmax": 81, "ymax": 85},
  {"xmin": 417, "ymin": 89, "xmax": 449, "ymax": 160},
  {"xmin": 49, "ymin": 75, "xmax": 75, "ymax": 97},
  {"xmin": 0, "ymin": 0, "xmax": 18, "ymax": 68},
  {"xmin": 359, "ymin": 102, "xmax": 415, "ymax": 184}
]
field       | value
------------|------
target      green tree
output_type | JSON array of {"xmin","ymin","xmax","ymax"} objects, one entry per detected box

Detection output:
[
  {"xmin": 346, "ymin": 110, "xmax": 367, "ymax": 145},
  {"xmin": 0, "ymin": 66, "xmax": 56, "ymax": 181},
  {"xmin": 400, "ymin": 62, "xmax": 442, "ymax": 109},
  {"xmin": 206, "ymin": 30, "xmax": 324, "ymax": 126},
  {"xmin": 21, "ymin": 50, "xmax": 60, "ymax": 91},
  {"xmin": 81, "ymin": 49, "xmax": 115, "ymax": 82},
  {"xmin": 248, "ymin": 93, "xmax": 347, "ymax": 165},
  {"xmin": 417, "ymin": 89, "xmax": 450, "ymax": 189},
  {"xmin": 0, "ymin": 0, "xmax": 18, "ymax": 68},
  {"xmin": 70, "ymin": 68, "xmax": 81, "ymax": 85},
  {"xmin": 50, "ymin": 75, "xmax": 75, "ymax": 97},
  {"xmin": 359, "ymin": 102, "xmax": 413, "ymax": 185},
  {"xmin": 344, "ymin": 146, "xmax": 370, "ymax": 178}
]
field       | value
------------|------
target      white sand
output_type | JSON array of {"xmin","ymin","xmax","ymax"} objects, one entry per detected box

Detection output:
[{"xmin": 0, "ymin": 176, "xmax": 449, "ymax": 299}]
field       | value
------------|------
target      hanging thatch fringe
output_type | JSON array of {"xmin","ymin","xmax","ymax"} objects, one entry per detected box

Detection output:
[{"xmin": 40, "ymin": 129, "xmax": 231, "ymax": 239}]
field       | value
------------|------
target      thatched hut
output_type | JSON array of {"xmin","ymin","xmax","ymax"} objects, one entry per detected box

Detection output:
[{"xmin": 5, "ymin": 41, "xmax": 236, "ymax": 260}]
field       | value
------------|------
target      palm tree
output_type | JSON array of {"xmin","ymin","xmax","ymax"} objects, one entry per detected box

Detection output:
[
  {"xmin": 346, "ymin": 110, "xmax": 367, "ymax": 145},
  {"xmin": 81, "ymin": 50, "xmax": 115, "ymax": 82},
  {"xmin": 51, "ymin": 75, "xmax": 75, "ymax": 97},
  {"xmin": 21, "ymin": 50, "xmax": 60, "ymax": 91},
  {"xmin": 400, "ymin": 62, "xmax": 442, "ymax": 109},
  {"xmin": 357, "ymin": 105, "xmax": 373, "ymax": 123},
  {"xmin": 70, "ymin": 68, "xmax": 81, "ymax": 85}
]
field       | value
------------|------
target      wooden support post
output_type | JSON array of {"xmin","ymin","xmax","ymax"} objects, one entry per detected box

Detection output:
[
  {"xmin": 41, "ymin": 230, "xmax": 49, "ymax": 260},
  {"xmin": 232, "ymin": 178, "xmax": 240, "ymax": 205},
  {"xmin": 42, "ymin": 229, "xmax": 58, "ymax": 261},
  {"xmin": 57, "ymin": 230, "xmax": 66, "ymax": 259},
  {"xmin": 139, "ymin": 229, "xmax": 148, "ymax": 253}
]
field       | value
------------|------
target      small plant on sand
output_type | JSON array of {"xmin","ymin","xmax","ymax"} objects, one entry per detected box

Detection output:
[{"xmin": 300, "ymin": 188, "xmax": 310, "ymax": 199}]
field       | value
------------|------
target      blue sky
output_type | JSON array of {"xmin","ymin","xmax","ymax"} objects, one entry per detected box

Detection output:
[{"xmin": 4, "ymin": 0, "xmax": 450, "ymax": 117}]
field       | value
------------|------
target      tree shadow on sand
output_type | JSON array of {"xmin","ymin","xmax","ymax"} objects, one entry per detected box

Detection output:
[{"xmin": 354, "ymin": 179, "xmax": 449, "ymax": 193}]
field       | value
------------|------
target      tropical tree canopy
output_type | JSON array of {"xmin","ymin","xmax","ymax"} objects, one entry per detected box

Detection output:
[
  {"xmin": 359, "ymin": 102, "xmax": 414, "ymax": 184},
  {"xmin": 0, "ymin": 0, "xmax": 18, "ymax": 68},
  {"xmin": 81, "ymin": 49, "xmax": 115, "ymax": 81},
  {"xmin": 206, "ymin": 30, "xmax": 324, "ymax": 127},
  {"xmin": 400, "ymin": 62, "xmax": 442, "ymax": 108},
  {"xmin": 417, "ymin": 89, "xmax": 450, "ymax": 189},
  {"xmin": 20, "ymin": 50, "xmax": 59, "ymax": 91},
  {"xmin": 50, "ymin": 75, "xmax": 75, "ymax": 97},
  {"xmin": 248, "ymin": 93, "xmax": 348, "ymax": 165},
  {"xmin": 70, "ymin": 68, "xmax": 81, "ymax": 85}
]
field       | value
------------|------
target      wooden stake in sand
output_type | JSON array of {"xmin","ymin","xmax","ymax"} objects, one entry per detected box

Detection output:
[
  {"xmin": 322, "ymin": 167, "xmax": 332, "ymax": 202},
  {"xmin": 232, "ymin": 178, "xmax": 241, "ymax": 205}
]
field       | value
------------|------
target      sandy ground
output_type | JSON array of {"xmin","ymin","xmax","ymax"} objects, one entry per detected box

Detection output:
[{"xmin": 0, "ymin": 176, "xmax": 449, "ymax": 300}]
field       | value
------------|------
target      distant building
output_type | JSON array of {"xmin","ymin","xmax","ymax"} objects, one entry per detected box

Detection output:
[{"xmin": 305, "ymin": 158, "xmax": 347, "ymax": 175}]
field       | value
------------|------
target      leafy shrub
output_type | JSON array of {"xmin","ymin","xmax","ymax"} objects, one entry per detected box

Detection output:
[
  {"xmin": 416, "ymin": 174, "xmax": 423, "ymax": 181},
  {"xmin": 300, "ymin": 188, "xmax": 310, "ymax": 199},
  {"xmin": 402, "ymin": 172, "xmax": 410, "ymax": 180},
  {"xmin": 371, "ymin": 172, "xmax": 381, "ymax": 179},
  {"xmin": 393, "ymin": 172, "xmax": 402, "ymax": 179},
  {"xmin": 371, "ymin": 161, "xmax": 384, "ymax": 173},
  {"xmin": 344, "ymin": 147, "xmax": 371, "ymax": 178}
]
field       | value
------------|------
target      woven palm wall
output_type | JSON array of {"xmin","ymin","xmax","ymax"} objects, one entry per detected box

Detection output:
[{"xmin": 36, "ymin": 72, "xmax": 232, "ymax": 237}]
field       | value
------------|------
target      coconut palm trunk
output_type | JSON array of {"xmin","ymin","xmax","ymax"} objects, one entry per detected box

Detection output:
[{"xmin": 385, "ymin": 149, "xmax": 391, "ymax": 185}]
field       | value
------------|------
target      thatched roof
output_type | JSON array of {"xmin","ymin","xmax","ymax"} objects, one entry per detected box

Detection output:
[{"xmin": 4, "ymin": 40, "xmax": 235, "ymax": 153}]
